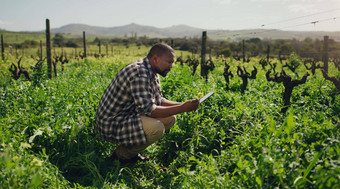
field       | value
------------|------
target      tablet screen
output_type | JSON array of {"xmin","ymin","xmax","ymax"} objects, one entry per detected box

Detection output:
[{"xmin": 199, "ymin": 91, "xmax": 214, "ymax": 103}]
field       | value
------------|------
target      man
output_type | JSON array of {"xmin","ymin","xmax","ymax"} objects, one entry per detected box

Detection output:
[{"xmin": 95, "ymin": 43, "xmax": 200, "ymax": 163}]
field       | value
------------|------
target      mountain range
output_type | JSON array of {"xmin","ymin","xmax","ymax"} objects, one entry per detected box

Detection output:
[{"xmin": 50, "ymin": 23, "xmax": 340, "ymax": 41}]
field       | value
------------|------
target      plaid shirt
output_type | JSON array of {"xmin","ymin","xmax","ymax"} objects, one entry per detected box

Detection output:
[{"xmin": 94, "ymin": 57, "xmax": 163, "ymax": 146}]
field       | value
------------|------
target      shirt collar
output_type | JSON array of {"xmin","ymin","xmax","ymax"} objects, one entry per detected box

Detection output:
[{"xmin": 143, "ymin": 57, "xmax": 156, "ymax": 79}]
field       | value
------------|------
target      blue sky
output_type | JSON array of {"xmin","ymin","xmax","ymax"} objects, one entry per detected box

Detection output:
[{"xmin": 1, "ymin": 0, "xmax": 339, "ymax": 31}]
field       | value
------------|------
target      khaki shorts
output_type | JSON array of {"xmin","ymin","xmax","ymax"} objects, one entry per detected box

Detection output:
[{"xmin": 115, "ymin": 115, "xmax": 176, "ymax": 160}]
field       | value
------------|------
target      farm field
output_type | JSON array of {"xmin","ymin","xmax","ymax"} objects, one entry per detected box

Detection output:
[
  {"xmin": 0, "ymin": 30, "xmax": 104, "ymax": 45},
  {"xmin": 0, "ymin": 45, "xmax": 339, "ymax": 188}
]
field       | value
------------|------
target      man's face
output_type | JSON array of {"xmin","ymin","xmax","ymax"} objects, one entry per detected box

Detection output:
[{"xmin": 154, "ymin": 52, "xmax": 175, "ymax": 77}]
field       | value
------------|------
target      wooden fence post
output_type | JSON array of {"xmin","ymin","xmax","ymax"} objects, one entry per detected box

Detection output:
[
  {"xmin": 46, "ymin": 19, "xmax": 52, "ymax": 79},
  {"xmin": 83, "ymin": 31, "xmax": 87, "ymax": 57},
  {"xmin": 98, "ymin": 40, "xmax": 101, "ymax": 54},
  {"xmin": 266, "ymin": 45, "xmax": 270, "ymax": 62},
  {"xmin": 1, "ymin": 34, "xmax": 4, "ymax": 60},
  {"xmin": 201, "ymin": 31, "xmax": 207, "ymax": 76},
  {"xmin": 322, "ymin": 35, "xmax": 329, "ymax": 74},
  {"xmin": 40, "ymin": 40, "xmax": 43, "ymax": 59},
  {"xmin": 242, "ymin": 39, "xmax": 245, "ymax": 62}
]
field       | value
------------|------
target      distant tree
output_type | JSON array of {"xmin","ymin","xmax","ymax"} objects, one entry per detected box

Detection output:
[
  {"xmin": 93, "ymin": 37, "xmax": 101, "ymax": 43},
  {"xmin": 219, "ymin": 48, "xmax": 232, "ymax": 57},
  {"xmin": 247, "ymin": 38, "xmax": 261, "ymax": 44},
  {"xmin": 136, "ymin": 41, "xmax": 142, "ymax": 48},
  {"xmin": 21, "ymin": 40, "xmax": 38, "ymax": 48},
  {"xmin": 280, "ymin": 42, "xmax": 294, "ymax": 56},
  {"xmin": 53, "ymin": 33, "xmax": 64, "ymax": 47},
  {"xmin": 179, "ymin": 41, "xmax": 192, "ymax": 51},
  {"xmin": 229, "ymin": 43, "xmax": 239, "ymax": 52},
  {"xmin": 247, "ymin": 43, "xmax": 260, "ymax": 56},
  {"xmin": 65, "ymin": 40, "xmax": 78, "ymax": 48}
]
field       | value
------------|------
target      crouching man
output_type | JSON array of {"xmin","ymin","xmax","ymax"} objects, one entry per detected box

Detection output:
[{"xmin": 94, "ymin": 43, "xmax": 199, "ymax": 163}]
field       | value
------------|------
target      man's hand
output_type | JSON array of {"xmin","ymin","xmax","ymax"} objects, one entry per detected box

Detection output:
[{"xmin": 181, "ymin": 99, "xmax": 200, "ymax": 112}]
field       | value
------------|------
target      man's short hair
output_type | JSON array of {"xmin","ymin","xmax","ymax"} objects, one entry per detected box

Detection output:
[{"xmin": 147, "ymin": 43, "xmax": 174, "ymax": 58}]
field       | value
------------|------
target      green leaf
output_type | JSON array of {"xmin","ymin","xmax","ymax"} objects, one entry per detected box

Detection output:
[
  {"xmin": 303, "ymin": 151, "xmax": 323, "ymax": 180},
  {"xmin": 256, "ymin": 176, "xmax": 262, "ymax": 186}
]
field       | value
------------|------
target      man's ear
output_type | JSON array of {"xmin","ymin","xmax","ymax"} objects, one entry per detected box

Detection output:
[{"xmin": 152, "ymin": 54, "xmax": 159, "ymax": 64}]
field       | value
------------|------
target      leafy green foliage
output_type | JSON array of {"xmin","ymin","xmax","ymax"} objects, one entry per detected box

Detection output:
[{"xmin": 0, "ymin": 46, "xmax": 339, "ymax": 188}]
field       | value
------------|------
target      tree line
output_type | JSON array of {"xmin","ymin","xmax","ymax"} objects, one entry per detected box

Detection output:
[{"xmin": 1, "ymin": 33, "xmax": 340, "ymax": 60}]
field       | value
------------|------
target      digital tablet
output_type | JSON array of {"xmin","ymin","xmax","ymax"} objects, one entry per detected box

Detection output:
[{"xmin": 199, "ymin": 91, "xmax": 214, "ymax": 103}]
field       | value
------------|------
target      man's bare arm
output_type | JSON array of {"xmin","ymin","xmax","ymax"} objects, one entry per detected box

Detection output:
[
  {"xmin": 161, "ymin": 98, "xmax": 183, "ymax": 106},
  {"xmin": 151, "ymin": 99, "xmax": 199, "ymax": 118}
]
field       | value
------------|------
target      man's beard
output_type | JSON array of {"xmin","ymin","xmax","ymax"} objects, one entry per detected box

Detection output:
[{"xmin": 155, "ymin": 68, "xmax": 170, "ymax": 77}]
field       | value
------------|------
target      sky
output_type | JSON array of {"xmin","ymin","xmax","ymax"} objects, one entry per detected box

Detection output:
[{"xmin": 1, "ymin": 0, "xmax": 340, "ymax": 32}]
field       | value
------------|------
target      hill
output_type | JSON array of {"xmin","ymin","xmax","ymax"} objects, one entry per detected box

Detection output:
[
  {"xmin": 51, "ymin": 23, "xmax": 202, "ymax": 38},
  {"xmin": 49, "ymin": 23, "xmax": 340, "ymax": 41},
  {"xmin": 1, "ymin": 23, "xmax": 340, "ymax": 42}
]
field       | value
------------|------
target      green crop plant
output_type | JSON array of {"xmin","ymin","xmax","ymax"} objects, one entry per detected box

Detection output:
[{"xmin": 0, "ymin": 45, "xmax": 339, "ymax": 188}]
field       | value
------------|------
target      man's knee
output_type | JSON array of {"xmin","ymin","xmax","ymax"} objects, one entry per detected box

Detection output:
[
  {"xmin": 169, "ymin": 115, "xmax": 176, "ymax": 127},
  {"xmin": 159, "ymin": 115, "xmax": 176, "ymax": 130},
  {"xmin": 141, "ymin": 116, "xmax": 165, "ymax": 143},
  {"xmin": 147, "ymin": 120, "xmax": 165, "ymax": 142}
]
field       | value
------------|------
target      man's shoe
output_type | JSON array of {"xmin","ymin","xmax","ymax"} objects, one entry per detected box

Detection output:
[
  {"xmin": 135, "ymin": 154, "xmax": 150, "ymax": 162},
  {"xmin": 110, "ymin": 152, "xmax": 150, "ymax": 163}
]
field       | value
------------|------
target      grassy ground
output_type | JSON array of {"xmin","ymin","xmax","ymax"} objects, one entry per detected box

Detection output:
[{"xmin": 0, "ymin": 45, "xmax": 339, "ymax": 188}]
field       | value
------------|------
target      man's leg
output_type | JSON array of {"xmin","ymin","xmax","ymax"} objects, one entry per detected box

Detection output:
[
  {"xmin": 157, "ymin": 115, "xmax": 176, "ymax": 131},
  {"xmin": 115, "ymin": 115, "xmax": 176, "ymax": 161}
]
